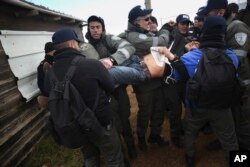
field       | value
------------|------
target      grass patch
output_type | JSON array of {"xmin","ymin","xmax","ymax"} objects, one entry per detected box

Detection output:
[{"xmin": 23, "ymin": 135, "xmax": 83, "ymax": 167}]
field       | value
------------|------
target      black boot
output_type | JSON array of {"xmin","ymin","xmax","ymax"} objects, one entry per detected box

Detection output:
[
  {"xmin": 138, "ymin": 136, "xmax": 147, "ymax": 151},
  {"xmin": 148, "ymin": 135, "xmax": 169, "ymax": 146},
  {"xmin": 185, "ymin": 154, "xmax": 195, "ymax": 167}
]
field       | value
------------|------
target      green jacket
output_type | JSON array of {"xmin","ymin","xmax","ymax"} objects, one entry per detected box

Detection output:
[
  {"xmin": 119, "ymin": 22, "xmax": 170, "ymax": 58},
  {"xmin": 85, "ymin": 32, "xmax": 135, "ymax": 65},
  {"xmin": 226, "ymin": 16, "xmax": 250, "ymax": 81}
]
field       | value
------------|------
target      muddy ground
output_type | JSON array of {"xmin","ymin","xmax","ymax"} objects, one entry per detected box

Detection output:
[{"xmin": 125, "ymin": 86, "xmax": 226, "ymax": 167}]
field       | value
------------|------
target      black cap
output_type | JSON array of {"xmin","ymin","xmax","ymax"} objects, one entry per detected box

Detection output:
[
  {"xmin": 44, "ymin": 42, "xmax": 54, "ymax": 53},
  {"xmin": 196, "ymin": 6, "xmax": 206, "ymax": 16},
  {"xmin": 197, "ymin": 0, "xmax": 228, "ymax": 16},
  {"xmin": 201, "ymin": 15, "xmax": 227, "ymax": 34},
  {"xmin": 128, "ymin": 5, "xmax": 153, "ymax": 23},
  {"xmin": 176, "ymin": 14, "xmax": 191, "ymax": 23},
  {"xmin": 150, "ymin": 16, "xmax": 158, "ymax": 25},
  {"xmin": 87, "ymin": 15, "xmax": 105, "ymax": 31},
  {"xmin": 52, "ymin": 28, "xmax": 83, "ymax": 45}
]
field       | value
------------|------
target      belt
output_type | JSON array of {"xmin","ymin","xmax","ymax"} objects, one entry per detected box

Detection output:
[
  {"xmin": 232, "ymin": 49, "xmax": 248, "ymax": 57},
  {"xmin": 140, "ymin": 61, "xmax": 152, "ymax": 79}
]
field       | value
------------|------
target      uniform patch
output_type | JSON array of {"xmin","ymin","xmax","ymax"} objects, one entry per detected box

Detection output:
[
  {"xmin": 234, "ymin": 32, "xmax": 247, "ymax": 46},
  {"xmin": 139, "ymin": 34, "xmax": 148, "ymax": 40}
]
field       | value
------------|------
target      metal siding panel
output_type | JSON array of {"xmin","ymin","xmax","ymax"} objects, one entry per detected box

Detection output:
[
  {"xmin": 17, "ymin": 74, "xmax": 40, "ymax": 102},
  {"xmin": 0, "ymin": 30, "xmax": 53, "ymax": 101},
  {"xmin": 0, "ymin": 30, "xmax": 53, "ymax": 58},
  {"xmin": 8, "ymin": 52, "xmax": 43, "ymax": 79}
]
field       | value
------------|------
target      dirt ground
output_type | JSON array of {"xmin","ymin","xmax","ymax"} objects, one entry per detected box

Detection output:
[{"xmin": 125, "ymin": 86, "xmax": 227, "ymax": 167}]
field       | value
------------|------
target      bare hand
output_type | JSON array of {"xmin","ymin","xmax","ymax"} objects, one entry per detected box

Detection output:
[
  {"xmin": 100, "ymin": 58, "xmax": 113, "ymax": 69},
  {"xmin": 157, "ymin": 47, "xmax": 175, "ymax": 60},
  {"xmin": 185, "ymin": 41, "xmax": 200, "ymax": 51},
  {"xmin": 168, "ymin": 20, "xmax": 176, "ymax": 27}
]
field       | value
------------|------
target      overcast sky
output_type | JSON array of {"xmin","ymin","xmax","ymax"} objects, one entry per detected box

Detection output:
[{"xmin": 28, "ymin": 0, "xmax": 245, "ymax": 36}]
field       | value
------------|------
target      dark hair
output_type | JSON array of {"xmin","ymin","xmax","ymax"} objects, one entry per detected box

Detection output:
[
  {"xmin": 228, "ymin": 3, "xmax": 239, "ymax": 13},
  {"xmin": 87, "ymin": 15, "xmax": 105, "ymax": 31}
]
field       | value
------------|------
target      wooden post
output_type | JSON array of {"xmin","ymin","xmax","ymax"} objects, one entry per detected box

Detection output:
[{"xmin": 144, "ymin": 0, "xmax": 151, "ymax": 9}]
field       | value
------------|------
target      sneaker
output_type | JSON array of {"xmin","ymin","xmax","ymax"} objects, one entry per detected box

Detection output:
[
  {"xmin": 205, "ymin": 139, "xmax": 222, "ymax": 151},
  {"xmin": 148, "ymin": 135, "xmax": 169, "ymax": 146},
  {"xmin": 138, "ymin": 136, "xmax": 147, "ymax": 151},
  {"xmin": 127, "ymin": 144, "xmax": 138, "ymax": 159}
]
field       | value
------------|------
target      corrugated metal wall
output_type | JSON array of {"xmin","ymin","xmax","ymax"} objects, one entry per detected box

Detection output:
[
  {"xmin": 0, "ymin": 1, "xmax": 84, "ymax": 166},
  {"xmin": 0, "ymin": 30, "xmax": 53, "ymax": 167},
  {"xmin": 0, "ymin": 30, "xmax": 53, "ymax": 101}
]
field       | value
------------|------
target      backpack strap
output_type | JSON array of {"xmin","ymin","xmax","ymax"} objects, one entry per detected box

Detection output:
[
  {"xmin": 64, "ymin": 56, "xmax": 83, "ymax": 81},
  {"xmin": 65, "ymin": 56, "xmax": 100, "ymax": 111}
]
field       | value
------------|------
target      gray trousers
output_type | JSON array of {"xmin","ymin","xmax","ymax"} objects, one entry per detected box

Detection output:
[{"xmin": 184, "ymin": 108, "xmax": 238, "ymax": 157}]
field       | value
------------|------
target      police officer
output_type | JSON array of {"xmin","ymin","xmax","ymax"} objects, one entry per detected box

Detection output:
[
  {"xmin": 119, "ymin": 5, "xmax": 170, "ymax": 151},
  {"xmin": 85, "ymin": 15, "xmax": 138, "ymax": 160},
  {"xmin": 237, "ymin": 0, "xmax": 250, "ymax": 27},
  {"xmin": 224, "ymin": 2, "xmax": 250, "ymax": 150},
  {"xmin": 159, "ymin": 14, "xmax": 194, "ymax": 148}
]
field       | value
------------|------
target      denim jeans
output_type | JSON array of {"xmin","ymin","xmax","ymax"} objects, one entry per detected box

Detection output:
[{"xmin": 109, "ymin": 55, "xmax": 146, "ymax": 85}]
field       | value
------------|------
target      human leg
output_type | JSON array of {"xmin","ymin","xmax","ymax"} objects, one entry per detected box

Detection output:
[
  {"xmin": 114, "ymin": 85, "xmax": 137, "ymax": 159},
  {"xmin": 81, "ymin": 142, "xmax": 101, "ymax": 167},
  {"xmin": 148, "ymin": 84, "xmax": 169, "ymax": 146},
  {"xmin": 109, "ymin": 56, "xmax": 146, "ymax": 85},
  {"xmin": 133, "ymin": 82, "xmax": 156, "ymax": 151},
  {"xmin": 184, "ymin": 108, "xmax": 208, "ymax": 167},
  {"xmin": 97, "ymin": 123, "xmax": 125, "ymax": 167},
  {"xmin": 231, "ymin": 101, "xmax": 250, "ymax": 149},
  {"xmin": 209, "ymin": 108, "xmax": 238, "ymax": 160},
  {"xmin": 163, "ymin": 83, "xmax": 183, "ymax": 147}
]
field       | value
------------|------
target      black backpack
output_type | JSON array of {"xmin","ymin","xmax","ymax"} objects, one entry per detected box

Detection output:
[
  {"xmin": 186, "ymin": 49, "xmax": 239, "ymax": 109},
  {"xmin": 47, "ymin": 56, "xmax": 104, "ymax": 149}
]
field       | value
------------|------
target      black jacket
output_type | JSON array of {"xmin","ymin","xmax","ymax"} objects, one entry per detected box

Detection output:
[
  {"xmin": 44, "ymin": 48, "xmax": 114, "ymax": 126},
  {"xmin": 37, "ymin": 54, "xmax": 54, "ymax": 95}
]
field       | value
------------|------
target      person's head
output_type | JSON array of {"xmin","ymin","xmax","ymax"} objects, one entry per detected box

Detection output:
[
  {"xmin": 44, "ymin": 42, "xmax": 55, "ymax": 56},
  {"xmin": 149, "ymin": 16, "xmax": 158, "ymax": 33},
  {"xmin": 197, "ymin": 0, "xmax": 228, "ymax": 16},
  {"xmin": 200, "ymin": 15, "xmax": 227, "ymax": 45},
  {"xmin": 195, "ymin": 7, "xmax": 205, "ymax": 30},
  {"xmin": 196, "ymin": 6, "xmax": 205, "ymax": 29},
  {"xmin": 228, "ymin": 3, "xmax": 239, "ymax": 14},
  {"xmin": 194, "ymin": 16, "xmax": 199, "ymax": 27},
  {"xmin": 87, "ymin": 15, "xmax": 105, "ymax": 40},
  {"xmin": 128, "ymin": 5, "xmax": 153, "ymax": 31},
  {"xmin": 176, "ymin": 14, "xmax": 191, "ymax": 34},
  {"xmin": 224, "ymin": 3, "xmax": 239, "ymax": 19},
  {"xmin": 52, "ymin": 28, "xmax": 83, "ymax": 51}
]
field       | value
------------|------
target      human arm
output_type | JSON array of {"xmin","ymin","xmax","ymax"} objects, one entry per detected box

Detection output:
[
  {"xmin": 157, "ymin": 47, "xmax": 189, "ymax": 81},
  {"xmin": 106, "ymin": 35, "xmax": 135, "ymax": 65}
]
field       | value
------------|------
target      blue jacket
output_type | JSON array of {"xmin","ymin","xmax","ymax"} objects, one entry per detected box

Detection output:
[
  {"xmin": 173, "ymin": 48, "xmax": 239, "ymax": 109},
  {"xmin": 173, "ymin": 48, "xmax": 239, "ymax": 80}
]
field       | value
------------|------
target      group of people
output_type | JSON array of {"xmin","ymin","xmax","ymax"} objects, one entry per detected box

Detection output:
[{"xmin": 37, "ymin": 0, "xmax": 250, "ymax": 167}]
